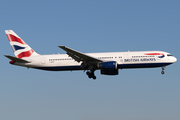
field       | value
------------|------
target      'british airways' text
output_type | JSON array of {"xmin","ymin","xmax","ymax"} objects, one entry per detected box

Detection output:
[{"xmin": 124, "ymin": 58, "xmax": 156, "ymax": 62}]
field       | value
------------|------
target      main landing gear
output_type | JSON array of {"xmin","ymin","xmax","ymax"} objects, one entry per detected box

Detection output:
[
  {"xmin": 86, "ymin": 70, "xmax": 96, "ymax": 80},
  {"xmin": 161, "ymin": 67, "xmax": 165, "ymax": 74}
]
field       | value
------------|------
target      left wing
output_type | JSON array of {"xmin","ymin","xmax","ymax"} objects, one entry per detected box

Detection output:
[{"xmin": 58, "ymin": 46, "xmax": 103, "ymax": 63}]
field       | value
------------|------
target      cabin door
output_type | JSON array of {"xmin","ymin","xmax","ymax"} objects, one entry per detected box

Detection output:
[
  {"xmin": 41, "ymin": 57, "xmax": 46, "ymax": 64},
  {"xmin": 124, "ymin": 54, "xmax": 129, "ymax": 59}
]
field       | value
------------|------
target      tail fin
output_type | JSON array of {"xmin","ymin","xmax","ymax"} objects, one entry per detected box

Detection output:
[{"xmin": 5, "ymin": 30, "xmax": 39, "ymax": 58}]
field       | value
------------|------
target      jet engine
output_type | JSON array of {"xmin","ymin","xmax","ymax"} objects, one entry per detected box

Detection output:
[{"xmin": 97, "ymin": 61, "xmax": 119, "ymax": 75}]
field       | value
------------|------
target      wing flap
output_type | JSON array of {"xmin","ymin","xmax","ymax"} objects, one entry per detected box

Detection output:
[{"xmin": 4, "ymin": 55, "xmax": 30, "ymax": 63}]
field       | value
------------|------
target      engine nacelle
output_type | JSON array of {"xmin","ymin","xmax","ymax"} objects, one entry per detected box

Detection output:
[
  {"xmin": 101, "ymin": 69, "xmax": 119, "ymax": 75},
  {"xmin": 98, "ymin": 61, "xmax": 117, "ymax": 70}
]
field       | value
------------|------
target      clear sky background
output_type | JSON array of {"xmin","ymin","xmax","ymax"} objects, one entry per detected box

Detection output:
[{"xmin": 0, "ymin": 0, "xmax": 180, "ymax": 120}]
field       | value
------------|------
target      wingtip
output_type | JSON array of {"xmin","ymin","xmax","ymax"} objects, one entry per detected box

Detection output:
[{"xmin": 58, "ymin": 46, "xmax": 65, "ymax": 48}]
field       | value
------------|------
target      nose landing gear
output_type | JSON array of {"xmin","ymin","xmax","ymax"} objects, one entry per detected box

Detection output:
[{"xmin": 161, "ymin": 67, "xmax": 165, "ymax": 74}]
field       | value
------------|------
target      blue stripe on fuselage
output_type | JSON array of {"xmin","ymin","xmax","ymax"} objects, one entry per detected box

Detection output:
[
  {"xmin": 34, "ymin": 65, "xmax": 82, "ymax": 71},
  {"xmin": 33, "ymin": 63, "xmax": 172, "ymax": 71},
  {"xmin": 117, "ymin": 63, "xmax": 172, "ymax": 69}
]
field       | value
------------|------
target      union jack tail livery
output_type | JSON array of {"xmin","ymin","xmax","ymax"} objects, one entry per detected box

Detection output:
[{"xmin": 5, "ymin": 30, "xmax": 39, "ymax": 58}]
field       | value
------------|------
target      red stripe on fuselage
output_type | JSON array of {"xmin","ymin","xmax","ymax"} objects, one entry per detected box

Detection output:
[
  {"xmin": 16, "ymin": 49, "xmax": 34, "ymax": 58},
  {"xmin": 145, "ymin": 53, "xmax": 164, "ymax": 55},
  {"xmin": 6, "ymin": 34, "xmax": 27, "ymax": 45}
]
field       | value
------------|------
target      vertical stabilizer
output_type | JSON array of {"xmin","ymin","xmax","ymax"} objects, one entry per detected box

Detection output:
[{"xmin": 5, "ymin": 30, "xmax": 39, "ymax": 58}]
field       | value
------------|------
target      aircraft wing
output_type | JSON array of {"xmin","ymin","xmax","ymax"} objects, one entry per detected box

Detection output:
[
  {"xmin": 4, "ymin": 55, "xmax": 30, "ymax": 63},
  {"xmin": 58, "ymin": 46, "xmax": 103, "ymax": 63}
]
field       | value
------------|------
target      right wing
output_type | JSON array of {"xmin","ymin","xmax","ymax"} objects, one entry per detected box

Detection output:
[{"xmin": 4, "ymin": 55, "xmax": 30, "ymax": 63}]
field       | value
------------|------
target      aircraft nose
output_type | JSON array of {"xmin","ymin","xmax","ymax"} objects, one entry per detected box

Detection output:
[{"xmin": 173, "ymin": 56, "xmax": 177, "ymax": 63}]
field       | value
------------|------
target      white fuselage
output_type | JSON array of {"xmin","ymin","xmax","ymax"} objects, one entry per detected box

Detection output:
[{"xmin": 13, "ymin": 51, "xmax": 177, "ymax": 71}]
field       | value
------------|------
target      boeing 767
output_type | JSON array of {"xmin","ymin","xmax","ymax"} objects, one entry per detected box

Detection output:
[{"xmin": 4, "ymin": 30, "xmax": 177, "ymax": 79}]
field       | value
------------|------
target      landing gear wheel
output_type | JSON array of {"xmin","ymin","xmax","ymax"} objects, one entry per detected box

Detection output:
[
  {"xmin": 161, "ymin": 67, "xmax": 165, "ymax": 75},
  {"xmin": 86, "ymin": 71, "xmax": 96, "ymax": 79},
  {"xmin": 92, "ymin": 76, "xmax": 96, "ymax": 80},
  {"xmin": 86, "ymin": 71, "xmax": 90, "ymax": 75}
]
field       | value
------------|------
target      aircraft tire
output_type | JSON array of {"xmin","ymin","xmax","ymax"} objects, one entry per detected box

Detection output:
[
  {"xmin": 92, "ymin": 76, "xmax": 96, "ymax": 80},
  {"xmin": 86, "ymin": 71, "xmax": 90, "ymax": 75}
]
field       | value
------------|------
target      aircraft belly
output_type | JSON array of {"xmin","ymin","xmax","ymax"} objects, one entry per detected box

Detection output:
[
  {"xmin": 118, "ymin": 62, "xmax": 172, "ymax": 69},
  {"xmin": 33, "ymin": 65, "xmax": 82, "ymax": 71}
]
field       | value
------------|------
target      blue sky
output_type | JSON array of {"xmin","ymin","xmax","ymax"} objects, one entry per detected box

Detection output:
[{"xmin": 0, "ymin": 0, "xmax": 180, "ymax": 120}]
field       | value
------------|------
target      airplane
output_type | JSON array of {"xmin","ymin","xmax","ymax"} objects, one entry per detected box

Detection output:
[{"xmin": 4, "ymin": 30, "xmax": 177, "ymax": 80}]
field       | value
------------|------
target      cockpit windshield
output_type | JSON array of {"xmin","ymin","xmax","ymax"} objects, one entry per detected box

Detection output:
[{"xmin": 167, "ymin": 54, "xmax": 173, "ymax": 56}]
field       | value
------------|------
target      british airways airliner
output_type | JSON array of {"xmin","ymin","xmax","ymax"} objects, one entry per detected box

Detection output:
[{"xmin": 4, "ymin": 30, "xmax": 177, "ymax": 79}]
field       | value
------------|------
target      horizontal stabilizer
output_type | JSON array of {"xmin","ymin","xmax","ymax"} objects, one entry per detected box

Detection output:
[{"xmin": 4, "ymin": 55, "xmax": 30, "ymax": 63}]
